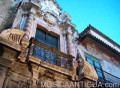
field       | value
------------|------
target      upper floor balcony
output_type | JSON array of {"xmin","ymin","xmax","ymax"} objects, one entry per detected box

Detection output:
[{"xmin": 28, "ymin": 38, "xmax": 74, "ymax": 75}]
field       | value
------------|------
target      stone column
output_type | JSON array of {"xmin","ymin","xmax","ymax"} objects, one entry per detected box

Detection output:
[
  {"xmin": 24, "ymin": 12, "xmax": 33, "ymax": 40},
  {"xmin": 62, "ymin": 32, "xmax": 68, "ymax": 54},
  {"xmin": 21, "ymin": 1, "xmax": 35, "ymax": 40},
  {"xmin": 67, "ymin": 26, "xmax": 74, "ymax": 56}
]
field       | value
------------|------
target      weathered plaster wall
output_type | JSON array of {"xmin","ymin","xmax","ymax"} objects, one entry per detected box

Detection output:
[
  {"xmin": 80, "ymin": 38, "xmax": 120, "ymax": 79},
  {"xmin": 0, "ymin": 0, "xmax": 15, "ymax": 25},
  {"xmin": 102, "ymin": 60, "xmax": 120, "ymax": 75}
]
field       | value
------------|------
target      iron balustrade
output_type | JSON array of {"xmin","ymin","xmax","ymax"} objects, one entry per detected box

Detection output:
[{"xmin": 29, "ymin": 38, "xmax": 74, "ymax": 71}]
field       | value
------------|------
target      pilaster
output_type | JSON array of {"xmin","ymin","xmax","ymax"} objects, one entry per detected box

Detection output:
[
  {"xmin": 21, "ymin": 1, "xmax": 36, "ymax": 40},
  {"xmin": 24, "ymin": 12, "xmax": 34, "ymax": 40},
  {"xmin": 67, "ymin": 26, "xmax": 75, "ymax": 57}
]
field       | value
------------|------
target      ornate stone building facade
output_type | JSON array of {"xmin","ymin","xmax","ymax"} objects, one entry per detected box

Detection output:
[{"xmin": 0, "ymin": 0, "xmax": 120, "ymax": 88}]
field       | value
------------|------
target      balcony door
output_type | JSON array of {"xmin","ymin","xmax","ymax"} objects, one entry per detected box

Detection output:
[{"xmin": 33, "ymin": 28, "xmax": 59, "ymax": 65}]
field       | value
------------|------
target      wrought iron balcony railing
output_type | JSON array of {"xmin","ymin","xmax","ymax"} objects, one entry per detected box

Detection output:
[{"xmin": 29, "ymin": 38, "xmax": 74, "ymax": 71}]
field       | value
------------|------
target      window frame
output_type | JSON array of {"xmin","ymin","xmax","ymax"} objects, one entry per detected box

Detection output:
[
  {"xmin": 85, "ymin": 52, "xmax": 106, "ymax": 82},
  {"xmin": 35, "ymin": 27, "xmax": 59, "ymax": 49}
]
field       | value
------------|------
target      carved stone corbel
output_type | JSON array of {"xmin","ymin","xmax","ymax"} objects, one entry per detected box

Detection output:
[
  {"xmin": 0, "ymin": 29, "xmax": 29, "ymax": 63},
  {"xmin": 0, "ymin": 29, "xmax": 24, "ymax": 45}
]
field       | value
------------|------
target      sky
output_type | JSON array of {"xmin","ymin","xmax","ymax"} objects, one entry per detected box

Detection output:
[{"xmin": 56, "ymin": 0, "xmax": 120, "ymax": 45}]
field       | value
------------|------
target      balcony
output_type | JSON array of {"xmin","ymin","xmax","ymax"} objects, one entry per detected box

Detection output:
[{"xmin": 28, "ymin": 38, "xmax": 74, "ymax": 75}]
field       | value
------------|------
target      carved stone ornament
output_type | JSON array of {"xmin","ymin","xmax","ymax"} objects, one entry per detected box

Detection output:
[
  {"xmin": 78, "ymin": 58, "xmax": 98, "ymax": 81},
  {"xmin": 0, "ymin": 29, "xmax": 24, "ymax": 45},
  {"xmin": 43, "ymin": 13, "xmax": 57, "ymax": 26}
]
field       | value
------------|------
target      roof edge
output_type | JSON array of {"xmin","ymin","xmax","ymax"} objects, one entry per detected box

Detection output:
[{"xmin": 79, "ymin": 24, "xmax": 120, "ymax": 49}]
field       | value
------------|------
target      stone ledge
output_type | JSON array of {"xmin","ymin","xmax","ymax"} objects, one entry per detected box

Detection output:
[{"xmin": 29, "ymin": 55, "xmax": 73, "ymax": 77}]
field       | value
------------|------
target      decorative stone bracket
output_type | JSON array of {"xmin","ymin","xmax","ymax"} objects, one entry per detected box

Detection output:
[{"xmin": 0, "ymin": 29, "xmax": 30, "ymax": 63}]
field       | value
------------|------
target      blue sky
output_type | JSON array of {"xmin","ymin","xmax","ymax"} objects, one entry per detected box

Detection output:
[{"xmin": 56, "ymin": 0, "xmax": 120, "ymax": 45}]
